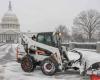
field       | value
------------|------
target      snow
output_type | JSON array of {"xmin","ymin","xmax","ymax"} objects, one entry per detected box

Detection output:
[
  {"xmin": 74, "ymin": 48, "xmax": 100, "ymax": 69},
  {"xmin": 69, "ymin": 42, "xmax": 96, "ymax": 45},
  {"xmin": 0, "ymin": 43, "xmax": 82, "ymax": 80},
  {"xmin": 0, "ymin": 43, "xmax": 99, "ymax": 80},
  {"xmin": 0, "ymin": 44, "xmax": 11, "ymax": 59},
  {"xmin": 4, "ymin": 62, "xmax": 81, "ymax": 80},
  {"xmin": 97, "ymin": 42, "xmax": 100, "ymax": 44},
  {"xmin": 67, "ymin": 51, "xmax": 80, "ymax": 61}
]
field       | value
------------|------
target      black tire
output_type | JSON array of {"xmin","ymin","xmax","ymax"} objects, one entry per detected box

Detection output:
[
  {"xmin": 41, "ymin": 58, "xmax": 57, "ymax": 76},
  {"xmin": 21, "ymin": 55, "xmax": 36, "ymax": 72}
]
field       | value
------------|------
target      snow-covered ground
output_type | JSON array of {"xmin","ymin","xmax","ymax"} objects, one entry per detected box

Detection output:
[
  {"xmin": 3, "ymin": 62, "xmax": 82, "ymax": 80},
  {"xmin": 0, "ymin": 44, "xmax": 90, "ymax": 80},
  {"xmin": 0, "ymin": 43, "xmax": 100, "ymax": 80}
]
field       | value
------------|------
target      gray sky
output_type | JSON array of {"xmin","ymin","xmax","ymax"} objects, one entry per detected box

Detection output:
[{"xmin": 0, "ymin": 0, "xmax": 100, "ymax": 32}]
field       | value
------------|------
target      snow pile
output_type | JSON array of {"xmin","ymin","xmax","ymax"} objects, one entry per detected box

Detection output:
[
  {"xmin": 75, "ymin": 49, "xmax": 100, "ymax": 69},
  {"xmin": 67, "ymin": 51, "xmax": 80, "ymax": 61}
]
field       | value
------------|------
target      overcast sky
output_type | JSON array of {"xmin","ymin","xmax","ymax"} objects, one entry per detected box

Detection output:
[{"xmin": 0, "ymin": 0, "xmax": 100, "ymax": 32}]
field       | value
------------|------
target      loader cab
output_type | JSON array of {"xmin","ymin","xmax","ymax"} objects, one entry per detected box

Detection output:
[{"xmin": 36, "ymin": 32, "xmax": 56, "ymax": 47}]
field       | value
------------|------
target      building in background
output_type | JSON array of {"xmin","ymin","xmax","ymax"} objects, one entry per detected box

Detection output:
[
  {"xmin": 22, "ymin": 32, "xmax": 37, "ymax": 38},
  {"xmin": 0, "ymin": 1, "xmax": 20, "ymax": 43}
]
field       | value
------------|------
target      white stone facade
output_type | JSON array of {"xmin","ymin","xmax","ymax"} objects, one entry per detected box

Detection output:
[{"xmin": 0, "ymin": 1, "xmax": 20, "ymax": 43}]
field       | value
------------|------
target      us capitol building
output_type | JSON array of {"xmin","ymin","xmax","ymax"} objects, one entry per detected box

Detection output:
[
  {"xmin": 0, "ymin": 1, "xmax": 20, "ymax": 43},
  {"xmin": 0, "ymin": 2, "xmax": 35, "ymax": 43}
]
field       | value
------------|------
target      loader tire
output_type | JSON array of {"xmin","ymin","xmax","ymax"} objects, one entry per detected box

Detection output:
[
  {"xmin": 21, "ymin": 55, "xmax": 36, "ymax": 72},
  {"xmin": 41, "ymin": 58, "xmax": 57, "ymax": 76}
]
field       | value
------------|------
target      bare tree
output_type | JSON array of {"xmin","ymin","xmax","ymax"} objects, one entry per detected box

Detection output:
[
  {"xmin": 56, "ymin": 25, "xmax": 70, "ymax": 42},
  {"xmin": 73, "ymin": 10, "xmax": 100, "ymax": 42},
  {"xmin": 72, "ymin": 27, "xmax": 85, "ymax": 42}
]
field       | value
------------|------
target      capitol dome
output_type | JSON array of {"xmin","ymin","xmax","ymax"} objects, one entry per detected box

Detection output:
[{"xmin": 1, "ymin": 1, "xmax": 20, "ymax": 32}]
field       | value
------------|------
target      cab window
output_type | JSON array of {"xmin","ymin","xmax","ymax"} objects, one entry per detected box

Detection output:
[
  {"xmin": 37, "ymin": 34, "xmax": 45, "ymax": 43},
  {"xmin": 45, "ymin": 34, "xmax": 52, "ymax": 44}
]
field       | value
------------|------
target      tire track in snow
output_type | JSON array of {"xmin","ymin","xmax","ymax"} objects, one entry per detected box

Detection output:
[
  {"xmin": 0, "ymin": 44, "xmax": 14, "ymax": 64},
  {"xmin": 0, "ymin": 44, "xmax": 17, "ymax": 80},
  {"xmin": 1, "ymin": 45, "xmax": 10, "ymax": 51},
  {"xmin": 53, "ymin": 71, "xmax": 81, "ymax": 80},
  {"xmin": 0, "ymin": 43, "xmax": 6, "ymax": 47}
]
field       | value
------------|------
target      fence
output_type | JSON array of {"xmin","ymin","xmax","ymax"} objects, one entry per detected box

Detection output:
[{"xmin": 62, "ymin": 42, "xmax": 100, "ymax": 53}]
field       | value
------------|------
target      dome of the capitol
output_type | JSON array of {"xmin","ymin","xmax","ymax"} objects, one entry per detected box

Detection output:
[
  {"xmin": 0, "ymin": 1, "xmax": 20, "ymax": 32},
  {"xmin": 2, "ymin": 11, "xmax": 19, "ymax": 25}
]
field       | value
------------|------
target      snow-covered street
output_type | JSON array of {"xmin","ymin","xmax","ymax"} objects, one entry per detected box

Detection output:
[{"xmin": 0, "ymin": 44, "xmax": 89, "ymax": 80}]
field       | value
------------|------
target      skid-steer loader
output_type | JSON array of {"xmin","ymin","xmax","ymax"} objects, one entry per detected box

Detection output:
[{"xmin": 17, "ymin": 32, "xmax": 83, "ymax": 76}]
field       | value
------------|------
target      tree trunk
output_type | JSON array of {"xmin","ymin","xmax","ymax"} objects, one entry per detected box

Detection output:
[{"xmin": 88, "ymin": 32, "xmax": 92, "ymax": 42}]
